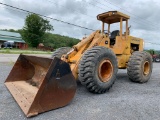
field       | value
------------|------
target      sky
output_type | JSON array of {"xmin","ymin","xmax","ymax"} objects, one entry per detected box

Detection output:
[{"xmin": 0, "ymin": 0, "xmax": 160, "ymax": 50}]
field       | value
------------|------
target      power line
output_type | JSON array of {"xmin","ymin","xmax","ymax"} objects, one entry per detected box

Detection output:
[
  {"xmin": 145, "ymin": 42, "xmax": 160, "ymax": 45},
  {"xmin": 44, "ymin": 0, "xmax": 95, "ymax": 18},
  {"xmin": 93, "ymin": 0, "xmax": 114, "ymax": 10},
  {"xmin": 103, "ymin": 0, "xmax": 160, "ymax": 28},
  {"xmin": 1, "ymin": 2, "xmax": 160, "ymax": 46},
  {"xmin": 82, "ymin": 0, "xmax": 110, "ymax": 11},
  {"xmin": 1, "ymin": 1, "xmax": 158, "ymax": 32},
  {"xmin": 130, "ymin": 19, "xmax": 157, "ymax": 31},
  {"xmin": 84, "ymin": 0, "xmax": 158, "ymax": 30},
  {"xmin": 0, "ymin": 2, "xmax": 95, "ymax": 31}
]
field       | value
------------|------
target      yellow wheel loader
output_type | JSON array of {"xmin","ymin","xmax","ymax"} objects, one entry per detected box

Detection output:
[{"xmin": 5, "ymin": 11, "xmax": 152, "ymax": 117}]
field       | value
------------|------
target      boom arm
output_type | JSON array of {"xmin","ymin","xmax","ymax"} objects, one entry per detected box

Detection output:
[{"xmin": 73, "ymin": 30, "xmax": 99, "ymax": 51}]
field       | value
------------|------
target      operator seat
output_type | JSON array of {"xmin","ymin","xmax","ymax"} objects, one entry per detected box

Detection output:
[{"xmin": 110, "ymin": 30, "xmax": 119, "ymax": 45}]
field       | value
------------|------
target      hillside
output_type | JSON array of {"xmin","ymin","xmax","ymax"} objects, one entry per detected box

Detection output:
[
  {"xmin": 1, "ymin": 29, "xmax": 80, "ymax": 49},
  {"xmin": 42, "ymin": 32, "xmax": 80, "ymax": 49}
]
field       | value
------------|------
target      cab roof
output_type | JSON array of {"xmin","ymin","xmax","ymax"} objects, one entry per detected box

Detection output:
[{"xmin": 97, "ymin": 11, "xmax": 130, "ymax": 24}]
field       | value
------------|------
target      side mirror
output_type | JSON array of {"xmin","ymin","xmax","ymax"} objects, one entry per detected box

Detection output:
[{"xmin": 128, "ymin": 25, "xmax": 131, "ymax": 29}]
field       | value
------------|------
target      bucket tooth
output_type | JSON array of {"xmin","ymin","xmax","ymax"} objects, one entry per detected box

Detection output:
[{"xmin": 5, "ymin": 54, "xmax": 77, "ymax": 117}]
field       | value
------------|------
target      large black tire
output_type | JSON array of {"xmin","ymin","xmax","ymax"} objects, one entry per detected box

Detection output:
[
  {"xmin": 127, "ymin": 51, "xmax": 152, "ymax": 83},
  {"xmin": 155, "ymin": 57, "xmax": 160, "ymax": 62},
  {"xmin": 51, "ymin": 47, "xmax": 71, "ymax": 58},
  {"xmin": 78, "ymin": 46, "xmax": 118, "ymax": 94}
]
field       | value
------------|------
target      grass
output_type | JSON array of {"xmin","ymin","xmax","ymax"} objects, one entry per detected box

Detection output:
[{"xmin": 0, "ymin": 48, "xmax": 53, "ymax": 54}]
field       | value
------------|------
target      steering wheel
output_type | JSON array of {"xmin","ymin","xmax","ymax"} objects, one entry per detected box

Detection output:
[{"xmin": 104, "ymin": 30, "xmax": 111, "ymax": 35}]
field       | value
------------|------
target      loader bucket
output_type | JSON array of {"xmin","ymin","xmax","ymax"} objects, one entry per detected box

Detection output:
[{"xmin": 4, "ymin": 54, "xmax": 77, "ymax": 117}]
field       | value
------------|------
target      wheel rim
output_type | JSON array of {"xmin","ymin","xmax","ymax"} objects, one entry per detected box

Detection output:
[
  {"xmin": 98, "ymin": 59, "xmax": 113, "ymax": 82},
  {"xmin": 156, "ymin": 58, "xmax": 160, "ymax": 61},
  {"xmin": 143, "ymin": 61, "xmax": 150, "ymax": 75}
]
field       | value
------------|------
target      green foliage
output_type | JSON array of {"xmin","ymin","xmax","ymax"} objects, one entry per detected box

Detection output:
[
  {"xmin": 145, "ymin": 49, "xmax": 160, "ymax": 55},
  {"xmin": 22, "ymin": 14, "xmax": 53, "ymax": 47},
  {"xmin": 1, "ymin": 29, "xmax": 80, "ymax": 49},
  {"xmin": 145, "ymin": 49, "xmax": 155, "ymax": 55},
  {"xmin": 42, "ymin": 33, "xmax": 80, "ymax": 49},
  {"xmin": 0, "ymin": 29, "xmax": 19, "ymax": 33}
]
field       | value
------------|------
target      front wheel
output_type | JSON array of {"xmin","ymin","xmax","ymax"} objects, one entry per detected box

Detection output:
[{"xmin": 78, "ymin": 46, "xmax": 118, "ymax": 94}]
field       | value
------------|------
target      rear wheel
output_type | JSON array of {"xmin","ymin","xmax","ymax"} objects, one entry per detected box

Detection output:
[
  {"xmin": 78, "ymin": 46, "xmax": 118, "ymax": 94},
  {"xmin": 51, "ymin": 47, "xmax": 71, "ymax": 58},
  {"xmin": 127, "ymin": 51, "xmax": 152, "ymax": 83},
  {"xmin": 155, "ymin": 57, "xmax": 160, "ymax": 62}
]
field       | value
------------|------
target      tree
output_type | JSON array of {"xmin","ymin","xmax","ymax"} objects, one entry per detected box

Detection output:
[
  {"xmin": 42, "ymin": 33, "xmax": 80, "ymax": 49},
  {"xmin": 22, "ymin": 14, "xmax": 53, "ymax": 47}
]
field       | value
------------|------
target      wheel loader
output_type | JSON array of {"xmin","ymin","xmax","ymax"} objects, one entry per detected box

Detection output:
[{"xmin": 5, "ymin": 11, "xmax": 152, "ymax": 117}]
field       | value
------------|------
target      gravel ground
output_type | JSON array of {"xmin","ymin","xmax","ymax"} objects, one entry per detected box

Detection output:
[{"xmin": 0, "ymin": 63, "xmax": 160, "ymax": 120}]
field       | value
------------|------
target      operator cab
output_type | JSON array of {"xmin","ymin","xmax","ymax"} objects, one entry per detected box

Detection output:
[
  {"xmin": 110, "ymin": 30, "xmax": 120, "ymax": 45},
  {"xmin": 97, "ymin": 11, "xmax": 130, "ymax": 46}
]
